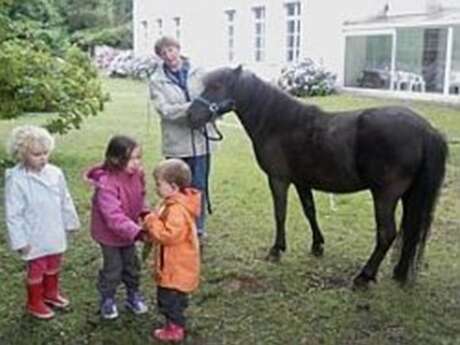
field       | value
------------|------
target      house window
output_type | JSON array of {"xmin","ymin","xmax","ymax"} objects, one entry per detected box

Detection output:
[
  {"xmin": 449, "ymin": 26, "xmax": 460, "ymax": 95},
  {"xmin": 141, "ymin": 19, "xmax": 148, "ymax": 41},
  {"xmin": 253, "ymin": 6, "xmax": 265, "ymax": 62},
  {"xmin": 344, "ymin": 34, "xmax": 393, "ymax": 89},
  {"xmin": 345, "ymin": 28, "xmax": 449, "ymax": 93},
  {"xmin": 450, "ymin": 26, "xmax": 460, "ymax": 94},
  {"xmin": 286, "ymin": 2, "xmax": 301, "ymax": 62},
  {"xmin": 173, "ymin": 17, "xmax": 181, "ymax": 42},
  {"xmin": 156, "ymin": 19, "xmax": 162, "ymax": 38},
  {"xmin": 396, "ymin": 28, "xmax": 447, "ymax": 93},
  {"xmin": 225, "ymin": 10, "xmax": 236, "ymax": 62}
]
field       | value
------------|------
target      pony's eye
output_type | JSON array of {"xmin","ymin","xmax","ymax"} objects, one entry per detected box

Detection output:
[{"xmin": 209, "ymin": 83, "xmax": 222, "ymax": 92}]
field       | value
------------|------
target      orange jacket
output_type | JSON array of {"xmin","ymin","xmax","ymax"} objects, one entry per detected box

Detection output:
[{"xmin": 144, "ymin": 188, "xmax": 201, "ymax": 293}]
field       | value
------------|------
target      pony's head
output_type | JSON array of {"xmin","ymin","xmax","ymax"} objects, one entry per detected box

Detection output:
[{"xmin": 187, "ymin": 66, "xmax": 242, "ymax": 129}]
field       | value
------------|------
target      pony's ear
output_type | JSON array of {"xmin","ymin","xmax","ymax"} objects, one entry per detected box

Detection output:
[{"xmin": 233, "ymin": 65, "xmax": 243, "ymax": 76}]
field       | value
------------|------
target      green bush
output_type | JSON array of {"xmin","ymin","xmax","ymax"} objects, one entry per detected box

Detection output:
[
  {"xmin": 45, "ymin": 46, "xmax": 107, "ymax": 134},
  {"xmin": 0, "ymin": 0, "xmax": 107, "ymax": 134},
  {"xmin": 0, "ymin": 39, "xmax": 106, "ymax": 133}
]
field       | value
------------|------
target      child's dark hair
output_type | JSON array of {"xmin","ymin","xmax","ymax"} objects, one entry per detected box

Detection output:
[
  {"xmin": 103, "ymin": 135, "xmax": 138, "ymax": 171},
  {"xmin": 153, "ymin": 158, "xmax": 192, "ymax": 190}
]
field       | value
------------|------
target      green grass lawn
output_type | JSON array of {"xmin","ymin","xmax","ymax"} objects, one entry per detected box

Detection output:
[{"xmin": 0, "ymin": 78, "xmax": 459, "ymax": 345}]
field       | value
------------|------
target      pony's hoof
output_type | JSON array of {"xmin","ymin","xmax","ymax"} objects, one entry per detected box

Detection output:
[
  {"xmin": 392, "ymin": 272, "xmax": 406, "ymax": 284},
  {"xmin": 392, "ymin": 271, "xmax": 413, "ymax": 287},
  {"xmin": 265, "ymin": 248, "xmax": 281, "ymax": 263},
  {"xmin": 311, "ymin": 243, "xmax": 324, "ymax": 257},
  {"xmin": 352, "ymin": 273, "xmax": 374, "ymax": 290},
  {"xmin": 392, "ymin": 264, "xmax": 407, "ymax": 284},
  {"xmin": 392, "ymin": 276, "xmax": 407, "ymax": 288}
]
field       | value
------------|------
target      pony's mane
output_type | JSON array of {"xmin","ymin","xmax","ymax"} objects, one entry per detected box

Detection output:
[
  {"xmin": 202, "ymin": 67, "xmax": 325, "ymax": 132},
  {"xmin": 235, "ymin": 69, "xmax": 324, "ymax": 127}
]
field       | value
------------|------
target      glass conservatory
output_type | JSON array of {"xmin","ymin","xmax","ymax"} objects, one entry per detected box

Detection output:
[{"xmin": 344, "ymin": 10, "xmax": 460, "ymax": 96}]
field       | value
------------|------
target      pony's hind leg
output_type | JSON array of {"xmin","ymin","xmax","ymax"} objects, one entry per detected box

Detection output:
[
  {"xmin": 294, "ymin": 185, "xmax": 325, "ymax": 256},
  {"xmin": 267, "ymin": 177, "xmax": 290, "ymax": 262},
  {"xmin": 393, "ymin": 191, "xmax": 427, "ymax": 284},
  {"xmin": 394, "ymin": 133, "xmax": 447, "ymax": 284},
  {"xmin": 353, "ymin": 190, "xmax": 399, "ymax": 289}
]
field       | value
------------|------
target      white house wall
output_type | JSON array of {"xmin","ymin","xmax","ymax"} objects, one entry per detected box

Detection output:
[
  {"xmin": 133, "ymin": 0, "xmax": 460, "ymax": 85},
  {"xmin": 373, "ymin": 0, "xmax": 460, "ymax": 16}
]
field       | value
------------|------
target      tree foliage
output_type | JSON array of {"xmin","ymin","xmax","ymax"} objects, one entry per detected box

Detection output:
[
  {"xmin": 57, "ymin": 0, "xmax": 112, "ymax": 32},
  {"xmin": 57, "ymin": 0, "xmax": 133, "ymax": 50},
  {"xmin": 71, "ymin": 22, "xmax": 133, "ymax": 51},
  {"xmin": 0, "ymin": 0, "xmax": 107, "ymax": 134}
]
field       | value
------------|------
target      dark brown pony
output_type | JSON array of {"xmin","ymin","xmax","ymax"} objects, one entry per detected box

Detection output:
[{"xmin": 187, "ymin": 66, "xmax": 448, "ymax": 288}]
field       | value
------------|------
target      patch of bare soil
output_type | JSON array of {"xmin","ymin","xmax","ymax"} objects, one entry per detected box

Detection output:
[{"xmin": 221, "ymin": 274, "xmax": 267, "ymax": 293}]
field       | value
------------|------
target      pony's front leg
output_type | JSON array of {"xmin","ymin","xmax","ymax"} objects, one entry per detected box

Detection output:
[
  {"xmin": 267, "ymin": 177, "xmax": 290, "ymax": 262},
  {"xmin": 294, "ymin": 185, "xmax": 325, "ymax": 257}
]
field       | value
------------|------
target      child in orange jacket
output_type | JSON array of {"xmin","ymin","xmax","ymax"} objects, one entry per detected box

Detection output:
[{"xmin": 144, "ymin": 158, "xmax": 201, "ymax": 342}]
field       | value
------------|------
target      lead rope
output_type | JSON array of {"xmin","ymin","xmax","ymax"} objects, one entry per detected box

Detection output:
[
  {"xmin": 190, "ymin": 127, "xmax": 213, "ymax": 215},
  {"xmin": 203, "ymin": 126, "xmax": 213, "ymax": 214},
  {"xmin": 146, "ymin": 94, "xmax": 153, "ymax": 136},
  {"xmin": 188, "ymin": 97, "xmax": 228, "ymax": 215}
]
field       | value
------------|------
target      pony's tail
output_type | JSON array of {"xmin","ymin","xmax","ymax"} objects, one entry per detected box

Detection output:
[{"xmin": 394, "ymin": 129, "xmax": 448, "ymax": 283}]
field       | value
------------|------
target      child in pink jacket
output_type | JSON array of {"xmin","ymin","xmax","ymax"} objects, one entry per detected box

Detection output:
[{"xmin": 86, "ymin": 135, "xmax": 149, "ymax": 319}]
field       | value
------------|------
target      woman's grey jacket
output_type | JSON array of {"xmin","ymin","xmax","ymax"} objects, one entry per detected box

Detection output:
[{"xmin": 148, "ymin": 61, "xmax": 217, "ymax": 157}]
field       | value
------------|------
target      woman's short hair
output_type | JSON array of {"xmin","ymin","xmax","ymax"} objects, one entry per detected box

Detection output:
[
  {"xmin": 154, "ymin": 36, "xmax": 181, "ymax": 57},
  {"xmin": 103, "ymin": 135, "xmax": 138, "ymax": 171},
  {"xmin": 7, "ymin": 125, "xmax": 55, "ymax": 162},
  {"xmin": 153, "ymin": 158, "xmax": 192, "ymax": 189}
]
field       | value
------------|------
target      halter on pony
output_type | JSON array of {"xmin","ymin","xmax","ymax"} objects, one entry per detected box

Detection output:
[
  {"xmin": 190, "ymin": 95, "xmax": 236, "ymax": 140},
  {"xmin": 187, "ymin": 96, "xmax": 235, "ymax": 214}
]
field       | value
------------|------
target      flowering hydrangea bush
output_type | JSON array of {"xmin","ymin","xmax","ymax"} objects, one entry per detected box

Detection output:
[
  {"xmin": 278, "ymin": 58, "xmax": 336, "ymax": 97},
  {"xmin": 94, "ymin": 46, "xmax": 159, "ymax": 79},
  {"xmin": 94, "ymin": 45, "xmax": 123, "ymax": 70},
  {"xmin": 107, "ymin": 50, "xmax": 134, "ymax": 77},
  {"xmin": 130, "ymin": 55, "xmax": 159, "ymax": 79}
]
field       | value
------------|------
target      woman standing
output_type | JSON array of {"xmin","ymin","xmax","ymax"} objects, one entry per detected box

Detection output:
[{"xmin": 149, "ymin": 36, "xmax": 216, "ymax": 240}]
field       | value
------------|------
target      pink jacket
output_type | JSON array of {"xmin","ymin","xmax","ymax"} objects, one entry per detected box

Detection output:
[{"xmin": 86, "ymin": 165, "xmax": 149, "ymax": 247}]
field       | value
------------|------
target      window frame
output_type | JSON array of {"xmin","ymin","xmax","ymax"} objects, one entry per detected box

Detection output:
[
  {"xmin": 173, "ymin": 17, "xmax": 181, "ymax": 43},
  {"xmin": 225, "ymin": 10, "xmax": 236, "ymax": 63},
  {"xmin": 252, "ymin": 6, "xmax": 266, "ymax": 63},
  {"xmin": 285, "ymin": 2, "xmax": 302, "ymax": 63}
]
